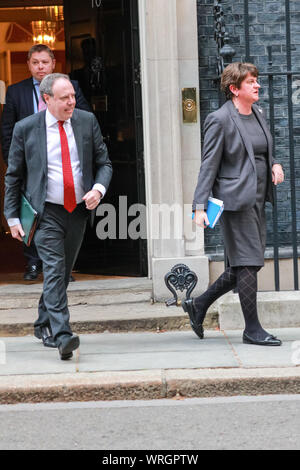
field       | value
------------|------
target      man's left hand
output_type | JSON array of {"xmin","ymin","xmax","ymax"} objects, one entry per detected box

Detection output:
[
  {"xmin": 82, "ymin": 189, "xmax": 102, "ymax": 210},
  {"xmin": 272, "ymin": 164, "xmax": 284, "ymax": 186}
]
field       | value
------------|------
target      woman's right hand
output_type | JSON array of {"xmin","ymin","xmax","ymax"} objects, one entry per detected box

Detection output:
[{"xmin": 193, "ymin": 210, "xmax": 210, "ymax": 229}]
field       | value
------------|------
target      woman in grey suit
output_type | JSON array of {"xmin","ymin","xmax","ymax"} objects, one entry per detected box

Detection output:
[{"xmin": 183, "ymin": 62, "xmax": 284, "ymax": 346}]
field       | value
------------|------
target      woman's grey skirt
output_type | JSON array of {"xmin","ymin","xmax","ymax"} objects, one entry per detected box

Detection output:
[{"xmin": 219, "ymin": 156, "xmax": 268, "ymax": 267}]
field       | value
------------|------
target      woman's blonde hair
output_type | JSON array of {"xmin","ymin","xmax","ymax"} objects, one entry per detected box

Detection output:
[{"xmin": 221, "ymin": 62, "xmax": 259, "ymax": 100}]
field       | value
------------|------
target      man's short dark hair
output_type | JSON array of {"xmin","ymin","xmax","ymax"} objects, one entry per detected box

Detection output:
[{"xmin": 27, "ymin": 44, "xmax": 55, "ymax": 61}]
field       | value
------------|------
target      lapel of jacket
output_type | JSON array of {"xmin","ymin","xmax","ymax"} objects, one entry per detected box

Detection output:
[
  {"xmin": 252, "ymin": 104, "xmax": 273, "ymax": 167},
  {"xmin": 71, "ymin": 110, "xmax": 94, "ymax": 224},
  {"xmin": 35, "ymin": 111, "xmax": 47, "ymax": 176},
  {"xmin": 70, "ymin": 110, "xmax": 84, "ymax": 170},
  {"xmin": 24, "ymin": 78, "xmax": 35, "ymax": 115},
  {"xmin": 226, "ymin": 100, "xmax": 256, "ymax": 170}
]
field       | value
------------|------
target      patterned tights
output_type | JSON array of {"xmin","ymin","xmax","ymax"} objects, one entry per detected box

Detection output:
[{"xmin": 194, "ymin": 266, "xmax": 268, "ymax": 340}]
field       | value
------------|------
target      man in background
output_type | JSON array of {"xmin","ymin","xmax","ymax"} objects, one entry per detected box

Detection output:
[
  {"xmin": 1, "ymin": 44, "xmax": 91, "ymax": 280},
  {"xmin": 4, "ymin": 73, "xmax": 112, "ymax": 358}
]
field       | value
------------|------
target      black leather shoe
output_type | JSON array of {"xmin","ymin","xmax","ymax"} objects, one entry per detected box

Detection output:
[
  {"xmin": 24, "ymin": 264, "xmax": 42, "ymax": 281},
  {"xmin": 58, "ymin": 334, "xmax": 80, "ymax": 360},
  {"xmin": 34, "ymin": 325, "xmax": 57, "ymax": 348},
  {"xmin": 182, "ymin": 299, "xmax": 204, "ymax": 339},
  {"xmin": 60, "ymin": 352, "xmax": 73, "ymax": 360},
  {"xmin": 243, "ymin": 331, "xmax": 282, "ymax": 346}
]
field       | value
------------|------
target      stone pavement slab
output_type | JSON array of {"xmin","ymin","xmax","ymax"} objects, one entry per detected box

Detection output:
[
  {"xmin": 77, "ymin": 330, "xmax": 238, "ymax": 372},
  {"xmin": 0, "ymin": 328, "xmax": 299, "ymax": 404},
  {"xmin": 0, "ymin": 328, "xmax": 299, "ymax": 376},
  {"xmin": 226, "ymin": 328, "xmax": 299, "ymax": 368},
  {"xmin": 0, "ymin": 330, "xmax": 237, "ymax": 375}
]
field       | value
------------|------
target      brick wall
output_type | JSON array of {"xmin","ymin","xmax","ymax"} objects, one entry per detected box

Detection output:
[{"xmin": 197, "ymin": 0, "xmax": 300, "ymax": 258}]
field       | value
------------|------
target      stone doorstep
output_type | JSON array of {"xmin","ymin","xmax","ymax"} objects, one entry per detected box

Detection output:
[
  {"xmin": 0, "ymin": 278, "xmax": 153, "ymax": 295},
  {"xmin": 218, "ymin": 291, "xmax": 300, "ymax": 330},
  {"xmin": 0, "ymin": 290, "xmax": 300, "ymax": 337},
  {"xmin": 0, "ymin": 278, "xmax": 153, "ymax": 310},
  {"xmin": 0, "ymin": 368, "xmax": 300, "ymax": 404},
  {"xmin": 0, "ymin": 291, "xmax": 152, "ymax": 310},
  {"xmin": 0, "ymin": 308, "xmax": 218, "ymax": 337},
  {"xmin": 0, "ymin": 277, "xmax": 152, "ymax": 294}
]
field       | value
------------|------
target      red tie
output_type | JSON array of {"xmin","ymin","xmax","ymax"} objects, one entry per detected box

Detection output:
[{"xmin": 58, "ymin": 121, "xmax": 77, "ymax": 213}]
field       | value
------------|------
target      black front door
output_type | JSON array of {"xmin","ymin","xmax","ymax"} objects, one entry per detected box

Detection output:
[{"xmin": 64, "ymin": 0, "xmax": 147, "ymax": 276}]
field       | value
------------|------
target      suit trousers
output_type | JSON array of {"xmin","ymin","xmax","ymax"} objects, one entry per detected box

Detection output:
[
  {"xmin": 33, "ymin": 202, "xmax": 88, "ymax": 341},
  {"xmin": 23, "ymin": 240, "xmax": 41, "ymax": 268}
]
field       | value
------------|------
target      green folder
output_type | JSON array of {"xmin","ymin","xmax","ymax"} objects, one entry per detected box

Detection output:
[{"xmin": 20, "ymin": 194, "xmax": 38, "ymax": 247}]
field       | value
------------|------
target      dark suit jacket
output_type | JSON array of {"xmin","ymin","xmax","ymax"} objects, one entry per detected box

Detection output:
[
  {"xmin": 4, "ymin": 108, "xmax": 112, "ymax": 226},
  {"xmin": 1, "ymin": 77, "xmax": 91, "ymax": 164},
  {"xmin": 193, "ymin": 100, "xmax": 277, "ymax": 212}
]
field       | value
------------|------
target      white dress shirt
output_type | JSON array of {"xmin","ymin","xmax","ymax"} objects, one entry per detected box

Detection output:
[
  {"xmin": 8, "ymin": 109, "xmax": 106, "ymax": 226},
  {"xmin": 32, "ymin": 78, "xmax": 39, "ymax": 113},
  {"xmin": 46, "ymin": 109, "xmax": 85, "ymax": 205}
]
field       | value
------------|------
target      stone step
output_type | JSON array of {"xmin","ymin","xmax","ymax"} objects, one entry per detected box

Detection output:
[
  {"xmin": 0, "ymin": 279, "xmax": 299, "ymax": 336},
  {"xmin": 0, "ymin": 277, "xmax": 219, "ymax": 336},
  {"xmin": 218, "ymin": 291, "xmax": 300, "ymax": 330},
  {"xmin": 0, "ymin": 301, "xmax": 218, "ymax": 336},
  {"xmin": 0, "ymin": 278, "xmax": 153, "ymax": 310}
]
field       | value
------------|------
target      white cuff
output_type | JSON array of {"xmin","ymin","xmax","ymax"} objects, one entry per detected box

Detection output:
[
  {"xmin": 92, "ymin": 183, "xmax": 106, "ymax": 198},
  {"xmin": 8, "ymin": 218, "xmax": 21, "ymax": 227}
]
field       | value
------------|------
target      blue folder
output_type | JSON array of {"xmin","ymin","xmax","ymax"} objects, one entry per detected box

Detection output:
[
  {"xmin": 206, "ymin": 197, "xmax": 224, "ymax": 228},
  {"xmin": 192, "ymin": 197, "xmax": 224, "ymax": 228}
]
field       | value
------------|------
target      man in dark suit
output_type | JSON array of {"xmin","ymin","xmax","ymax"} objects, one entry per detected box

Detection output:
[
  {"xmin": 4, "ymin": 73, "xmax": 112, "ymax": 359},
  {"xmin": 1, "ymin": 44, "xmax": 91, "ymax": 281}
]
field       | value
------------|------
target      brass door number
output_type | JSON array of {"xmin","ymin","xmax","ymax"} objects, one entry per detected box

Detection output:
[{"xmin": 182, "ymin": 88, "xmax": 197, "ymax": 123}]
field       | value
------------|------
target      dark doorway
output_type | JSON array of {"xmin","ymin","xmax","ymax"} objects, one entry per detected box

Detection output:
[{"xmin": 64, "ymin": 0, "xmax": 147, "ymax": 277}]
